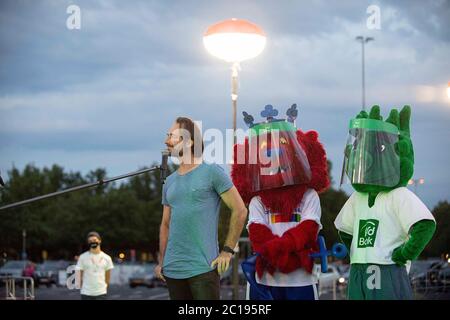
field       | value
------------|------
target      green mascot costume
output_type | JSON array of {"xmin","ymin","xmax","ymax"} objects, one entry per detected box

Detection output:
[{"xmin": 334, "ymin": 105, "xmax": 436, "ymax": 300}]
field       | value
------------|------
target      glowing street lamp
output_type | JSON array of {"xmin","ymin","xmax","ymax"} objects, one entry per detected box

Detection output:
[
  {"xmin": 447, "ymin": 82, "xmax": 450, "ymax": 99},
  {"xmin": 203, "ymin": 18, "xmax": 266, "ymax": 144}
]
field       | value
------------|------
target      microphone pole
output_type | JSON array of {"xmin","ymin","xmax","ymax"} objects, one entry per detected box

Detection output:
[{"xmin": 0, "ymin": 150, "xmax": 170, "ymax": 211}]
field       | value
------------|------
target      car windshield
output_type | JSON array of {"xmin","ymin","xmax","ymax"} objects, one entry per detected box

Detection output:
[
  {"xmin": 37, "ymin": 261, "xmax": 66, "ymax": 270},
  {"xmin": 2, "ymin": 261, "xmax": 26, "ymax": 269},
  {"xmin": 337, "ymin": 264, "xmax": 350, "ymax": 274},
  {"xmin": 410, "ymin": 260, "xmax": 438, "ymax": 276},
  {"xmin": 132, "ymin": 264, "xmax": 155, "ymax": 276}
]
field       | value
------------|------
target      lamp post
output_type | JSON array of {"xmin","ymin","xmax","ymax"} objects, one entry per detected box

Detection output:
[
  {"xmin": 203, "ymin": 18, "xmax": 266, "ymax": 145},
  {"xmin": 22, "ymin": 229, "xmax": 27, "ymax": 260},
  {"xmin": 203, "ymin": 18, "xmax": 266, "ymax": 300},
  {"xmin": 408, "ymin": 178, "xmax": 425, "ymax": 195},
  {"xmin": 355, "ymin": 36, "xmax": 374, "ymax": 111}
]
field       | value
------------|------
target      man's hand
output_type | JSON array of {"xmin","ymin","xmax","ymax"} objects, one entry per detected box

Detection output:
[
  {"xmin": 211, "ymin": 251, "xmax": 233, "ymax": 275},
  {"xmin": 154, "ymin": 264, "xmax": 166, "ymax": 282}
]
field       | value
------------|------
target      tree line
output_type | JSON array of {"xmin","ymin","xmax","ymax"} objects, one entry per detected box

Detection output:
[{"xmin": 0, "ymin": 162, "xmax": 448, "ymax": 263}]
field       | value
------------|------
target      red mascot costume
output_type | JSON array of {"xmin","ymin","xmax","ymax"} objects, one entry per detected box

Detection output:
[{"xmin": 232, "ymin": 104, "xmax": 330, "ymax": 300}]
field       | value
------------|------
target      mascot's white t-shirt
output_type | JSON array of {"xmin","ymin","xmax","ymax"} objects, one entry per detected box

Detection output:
[
  {"xmin": 247, "ymin": 188, "xmax": 322, "ymax": 287},
  {"xmin": 334, "ymin": 187, "xmax": 435, "ymax": 265}
]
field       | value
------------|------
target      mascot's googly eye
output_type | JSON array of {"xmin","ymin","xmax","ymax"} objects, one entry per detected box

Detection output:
[
  {"xmin": 280, "ymin": 137, "xmax": 288, "ymax": 145},
  {"xmin": 260, "ymin": 141, "xmax": 267, "ymax": 150}
]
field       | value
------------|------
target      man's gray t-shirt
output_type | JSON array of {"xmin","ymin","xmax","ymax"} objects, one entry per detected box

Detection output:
[{"xmin": 161, "ymin": 162, "xmax": 233, "ymax": 279}]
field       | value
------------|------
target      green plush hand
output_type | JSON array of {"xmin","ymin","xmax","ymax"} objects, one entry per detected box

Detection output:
[
  {"xmin": 392, "ymin": 245, "xmax": 408, "ymax": 266},
  {"xmin": 391, "ymin": 220, "xmax": 436, "ymax": 266},
  {"xmin": 338, "ymin": 230, "xmax": 353, "ymax": 251}
]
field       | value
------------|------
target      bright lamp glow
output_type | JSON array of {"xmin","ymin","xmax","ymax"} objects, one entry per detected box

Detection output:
[
  {"xmin": 447, "ymin": 82, "xmax": 450, "ymax": 99},
  {"xmin": 203, "ymin": 18, "xmax": 266, "ymax": 63}
]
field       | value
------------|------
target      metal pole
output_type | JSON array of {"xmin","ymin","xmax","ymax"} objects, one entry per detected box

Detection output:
[
  {"xmin": 231, "ymin": 62, "xmax": 239, "ymax": 300},
  {"xmin": 22, "ymin": 230, "xmax": 26, "ymax": 260},
  {"xmin": 231, "ymin": 62, "xmax": 239, "ymax": 146},
  {"xmin": 361, "ymin": 40, "xmax": 365, "ymax": 111},
  {"xmin": 0, "ymin": 165, "xmax": 162, "ymax": 211},
  {"xmin": 356, "ymin": 36, "xmax": 373, "ymax": 111}
]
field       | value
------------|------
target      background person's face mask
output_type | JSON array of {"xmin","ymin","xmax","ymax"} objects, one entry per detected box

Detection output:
[{"xmin": 89, "ymin": 242, "xmax": 99, "ymax": 249}]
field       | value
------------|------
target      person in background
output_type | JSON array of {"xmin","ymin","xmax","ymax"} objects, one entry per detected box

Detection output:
[{"xmin": 75, "ymin": 231, "xmax": 114, "ymax": 300}]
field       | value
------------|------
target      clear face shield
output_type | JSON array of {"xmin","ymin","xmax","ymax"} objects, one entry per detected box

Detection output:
[
  {"xmin": 247, "ymin": 121, "xmax": 311, "ymax": 192},
  {"xmin": 340, "ymin": 118, "xmax": 400, "ymax": 188}
]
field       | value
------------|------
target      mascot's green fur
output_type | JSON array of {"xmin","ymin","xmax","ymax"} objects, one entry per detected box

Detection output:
[{"xmin": 335, "ymin": 105, "xmax": 436, "ymax": 300}]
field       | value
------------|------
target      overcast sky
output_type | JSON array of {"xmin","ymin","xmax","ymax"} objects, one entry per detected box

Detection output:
[{"xmin": 0, "ymin": 0, "xmax": 449, "ymax": 208}]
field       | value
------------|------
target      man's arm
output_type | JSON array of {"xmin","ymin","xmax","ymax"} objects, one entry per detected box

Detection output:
[
  {"xmin": 154, "ymin": 205, "xmax": 171, "ymax": 281},
  {"xmin": 221, "ymin": 186, "xmax": 248, "ymax": 250},
  {"xmin": 211, "ymin": 186, "xmax": 248, "ymax": 274},
  {"xmin": 79, "ymin": 270, "xmax": 83, "ymax": 289},
  {"xmin": 105, "ymin": 270, "xmax": 111, "ymax": 287},
  {"xmin": 159, "ymin": 205, "xmax": 171, "ymax": 263}
]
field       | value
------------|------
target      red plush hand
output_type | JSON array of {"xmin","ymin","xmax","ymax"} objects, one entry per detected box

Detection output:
[
  {"xmin": 259, "ymin": 236, "xmax": 290, "ymax": 267},
  {"xmin": 248, "ymin": 223, "xmax": 279, "ymax": 253},
  {"xmin": 255, "ymin": 255, "xmax": 276, "ymax": 278},
  {"xmin": 249, "ymin": 223, "xmax": 281, "ymax": 276},
  {"xmin": 249, "ymin": 221, "xmax": 319, "ymax": 276},
  {"xmin": 282, "ymin": 220, "xmax": 320, "ymax": 252},
  {"xmin": 274, "ymin": 249, "xmax": 314, "ymax": 274},
  {"xmin": 277, "ymin": 251, "xmax": 300, "ymax": 274}
]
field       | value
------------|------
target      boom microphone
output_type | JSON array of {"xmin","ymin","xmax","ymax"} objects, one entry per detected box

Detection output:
[{"xmin": 161, "ymin": 149, "xmax": 170, "ymax": 183}]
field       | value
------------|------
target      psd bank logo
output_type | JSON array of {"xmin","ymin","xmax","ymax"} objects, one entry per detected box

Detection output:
[{"xmin": 357, "ymin": 219, "xmax": 379, "ymax": 248}]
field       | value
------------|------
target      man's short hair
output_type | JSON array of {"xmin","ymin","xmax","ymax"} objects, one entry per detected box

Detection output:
[
  {"xmin": 176, "ymin": 117, "xmax": 204, "ymax": 157},
  {"xmin": 86, "ymin": 231, "xmax": 101, "ymax": 242}
]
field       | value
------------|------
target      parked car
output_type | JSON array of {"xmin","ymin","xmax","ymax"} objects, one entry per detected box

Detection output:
[
  {"xmin": 129, "ymin": 263, "xmax": 158, "ymax": 288},
  {"xmin": 35, "ymin": 260, "xmax": 71, "ymax": 287},
  {"xmin": 334, "ymin": 263, "xmax": 350, "ymax": 287},
  {"xmin": 438, "ymin": 263, "xmax": 450, "ymax": 289},
  {"xmin": 0, "ymin": 260, "xmax": 35, "ymax": 287},
  {"xmin": 410, "ymin": 259, "xmax": 445, "ymax": 289},
  {"xmin": 314, "ymin": 264, "xmax": 342, "ymax": 288},
  {"xmin": 0, "ymin": 260, "xmax": 30, "ymax": 278}
]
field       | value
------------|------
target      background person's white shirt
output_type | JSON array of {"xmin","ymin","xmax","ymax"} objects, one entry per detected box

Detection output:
[
  {"xmin": 247, "ymin": 189, "xmax": 321, "ymax": 287},
  {"xmin": 75, "ymin": 251, "xmax": 114, "ymax": 296},
  {"xmin": 334, "ymin": 187, "xmax": 435, "ymax": 265}
]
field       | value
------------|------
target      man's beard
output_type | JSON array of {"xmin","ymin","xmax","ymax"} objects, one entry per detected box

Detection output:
[{"xmin": 169, "ymin": 144, "xmax": 184, "ymax": 158}]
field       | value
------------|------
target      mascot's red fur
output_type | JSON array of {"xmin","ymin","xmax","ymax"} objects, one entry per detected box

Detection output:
[{"xmin": 232, "ymin": 129, "xmax": 330, "ymax": 277}]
